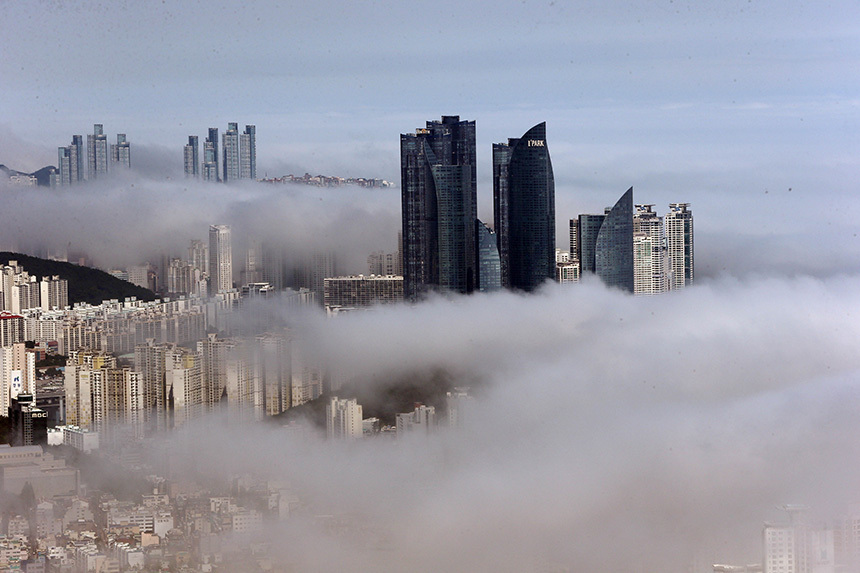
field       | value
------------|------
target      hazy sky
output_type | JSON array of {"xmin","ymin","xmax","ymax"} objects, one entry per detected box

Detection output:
[{"xmin": 1, "ymin": 0, "xmax": 859, "ymax": 275}]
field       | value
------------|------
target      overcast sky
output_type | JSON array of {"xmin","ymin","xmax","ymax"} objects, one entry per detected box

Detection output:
[{"xmin": 1, "ymin": 0, "xmax": 858, "ymax": 275}]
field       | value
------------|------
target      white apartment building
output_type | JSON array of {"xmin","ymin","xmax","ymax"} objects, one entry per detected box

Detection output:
[{"xmin": 326, "ymin": 397, "xmax": 362, "ymax": 439}]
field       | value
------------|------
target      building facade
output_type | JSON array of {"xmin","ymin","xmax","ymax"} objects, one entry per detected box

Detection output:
[
  {"xmin": 401, "ymin": 116, "xmax": 477, "ymax": 299},
  {"xmin": 86, "ymin": 124, "xmax": 109, "ymax": 179},
  {"xmin": 492, "ymin": 122, "xmax": 555, "ymax": 291},
  {"xmin": 240, "ymin": 124, "xmax": 256, "ymax": 180},
  {"xmin": 595, "ymin": 187, "xmax": 634, "ymax": 292},
  {"xmin": 222, "ymin": 123, "xmax": 240, "ymax": 182},
  {"xmin": 665, "ymin": 202, "xmax": 694, "ymax": 289},
  {"xmin": 208, "ymin": 225, "xmax": 233, "ymax": 295},
  {"xmin": 323, "ymin": 275, "xmax": 404, "ymax": 309},
  {"xmin": 633, "ymin": 204, "xmax": 669, "ymax": 295},
  {"xmin": 184, "ymin": 136, "xmax": 199, "ymax": 178},
  {"xmin": 326, "ymin": 397, "xmax": 362, "ymax": 440}
]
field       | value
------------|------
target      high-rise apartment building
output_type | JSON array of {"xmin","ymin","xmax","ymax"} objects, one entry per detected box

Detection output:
[
  {"xmin": 763, "ymin": 506, "xmax": 811, "ymax": 573},
  {"xmin": 208, "ymin": 225, "xmax": 233, "ymax": 295},
  {"xmin": 203, "ymin": 140, "xmax": 218, "ymax": 181},
  {"xmin": 0, "ymin": 342, "xmax": 36, "ymax": 415},
  {"xmin": 222, "ymin": 122, "xmax": 240, "ymax": 182},
  {"xmin": 134, "ymin": 341, "xmax": 170, "ymax": 433},
  {"xmin": 401, "ymin": 115, "xmax": 477, "ymax": 299},
  {"xmin": 164, "ymin": 349, "xmax": 202, "ymax": 429},
  {"xmin": 297, "ymin": 251, "xmax": 335, "ymax": 306},
  {"xmin": 254, "ymin": 334, "xmax": 291, "ymax": 416},
  {"xmin": 633, "ymin": 205, "xmax": 669, "ymax": 295},
  {"xmin": 556, "ymin": 249, "xmax": 580, "ymax": 283},
  {"xmin": 367, "ymin": 251, "xmax": 400, "ymax": 277},
  {"xmin": 240, "ymin": 125, "xmax": 256, "ymax": 180},
  {"xmin": 184, "ymin": 136, "xmax": 199, "ymax": 178},
  {"xmin": 206, "ymin": 128, "xmax": 220, "ymax": 181},
  {"xmin": 57, "ymin": 147, "xmax": 72, "ymax": 186},
  {"xmin": 110, "ymin": 134, "xmax": 130, "ymax": 168},
  {"xmin": 492, "ymin": 122, "xmax": 555, "ymax": 291},
  {"xmin": 595, "ymin": 187, "xmax": 634, "ymax": 292},
  {"xmin": 197, "ymin": 334, "xmax": 234, "ymax": 410},
  {"xmin": 396, "ymin": 404, "xmax": 436, "ymax": 435},
  {"xmin": 323, "ymin": 275, "xmax": 404, "ymax": 309},
  {"xmin": 87, "ymin": 124, "xmax": 109, "ymax": 179},
  {"xmin": 70, "ymin": 135, "xmax": 85, "ymax": 183},
  {"xmin": 65, "ymin": 350, "xmax": 144, "ymax": 440},
  {"xmin": 665, "ymin": 203, "xmax": 694, "ymax": 289},
  {"xmin": 326, "ymin": 397, "xmax": 362, "ymax": 440}
]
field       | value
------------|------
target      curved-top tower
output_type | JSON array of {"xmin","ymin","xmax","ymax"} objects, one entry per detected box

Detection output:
[
  {"xmin": 595, "ymin": 187, "xmax": 634, "ymax": 292},
  {"xmin": 493, "ymin": 122, "xmax": 555, "ymax": 291}
]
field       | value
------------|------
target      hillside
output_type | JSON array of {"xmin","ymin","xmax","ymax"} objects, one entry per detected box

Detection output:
[
  {"xmin": 0, "ymin": 252, "xmax": 156, "ymax": 306},
  {"xmin": 0, "ymin": 164, "xmax": 54, "ymax": 187},
  {"xmin": 274, "ymin": 367, "xmax": 470, "ymax": 428}
]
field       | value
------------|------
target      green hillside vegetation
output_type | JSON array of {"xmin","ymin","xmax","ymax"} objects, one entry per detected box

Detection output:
[{"xmin": 0, "ymin": 252, "xmax": 156, "ymax": 306}]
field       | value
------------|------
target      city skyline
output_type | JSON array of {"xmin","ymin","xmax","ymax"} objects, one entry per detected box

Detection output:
[{"xmin": 1, "ymin": 1, "xmax": 855, "ymax": 283}]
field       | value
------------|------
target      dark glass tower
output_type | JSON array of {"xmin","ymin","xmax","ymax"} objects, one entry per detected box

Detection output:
[
  {"xmin": 401, "ymin": 116, "xmax": 477, "ymax": 299},
  {"xmin": 493, "ymin": 122, "xmax": 555, "ymax": 291},
  {"xmin": 576, "ymin": 213, "xmax": 606, "ymax": 273},
  {"xmin": 477, "ymin": 220, "xmax": 501, "ymax": 292},
  {"xmin": 595, "ymin": 187, "xmax": 634, "ymax": 292}
]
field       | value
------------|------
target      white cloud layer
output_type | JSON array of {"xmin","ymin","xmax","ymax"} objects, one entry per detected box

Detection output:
[{"xmin": 164, "ymin": 275, "xmax": 860, "ymax": 571}]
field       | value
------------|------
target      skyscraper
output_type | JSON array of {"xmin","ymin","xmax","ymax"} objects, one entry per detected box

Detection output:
[
  {"xmin": 110, "ymin": 134, "xmax": 130, "ymax": 168},
  {"xmin": 240, "ymin": 125, "xmax": 256, "ymax": 180},
  {"xmin": 70, "ymin": 135, "xmax": 85, "ymax": 183},
  {"xmin": 401, "ymin": 115, "xmax": 477, "ymax": 299},
  {"xmin": 184, "ymin": 136, "xmax": 199, "ymax": 178},
  {"xmin": 223, "ymin": 122, "xmax": 240, "ymax": 182},
  {"xmin": 208, "ymin": 224, "xmax": 233, "ymax": 295},
  {"xmin": 57, "ymin": 147, "xmax": 71, "ymax": 186},
  {"xmin": 595, "ymin": 187, "xmax": 634, "ymax": 292},
  {"xmin": 326, "ymin": 397, "xmax": 362, "ymax": 440},
  {"xmin": 492, "ymin": 122, "xmax": 555, "ymax": 291},
  {"xmin": 665, "ymin": 203, "xmax": 694, "ymax": 289},
  {"xmin": 477, "ymin": 221, "xmax": 501, "ymax": 292},
  {"xmin": 206, "ymin": 127, "xmax": 220, "ymax": 181},
  {"xmin": 633, "ymin": 204, "xmax": 669, "ymax": 295},
  {"xmin": 575, "ymin": 214, "xmax": 606, "ymax": 273},
  {"xmin": 203, "ymin": 140, "xmax": 218, "ymax": 181},
  {"xmin": 87, "ymin": 124, "xmax": 109, "ymax": 179}
]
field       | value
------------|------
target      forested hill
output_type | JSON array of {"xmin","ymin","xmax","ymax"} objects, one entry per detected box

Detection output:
[{"xmin": 0, "ymin": 252, "xmax": 157, "ymax": 306}]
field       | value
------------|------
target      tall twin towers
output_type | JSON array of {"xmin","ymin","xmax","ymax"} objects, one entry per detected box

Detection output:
[{"xmin": 401, "ymin": 116, "xmax": 554, "ymax": 300}]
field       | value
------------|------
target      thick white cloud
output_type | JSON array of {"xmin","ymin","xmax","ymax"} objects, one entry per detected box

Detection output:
[{"xmin": 162, "ymin": 274, "xmax": 860, "ymax": 571}]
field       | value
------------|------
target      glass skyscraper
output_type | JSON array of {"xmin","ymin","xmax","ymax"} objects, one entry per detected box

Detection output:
[
  {"xmin": 477, "ymin": 220, "xmax": 501, "ymax": 292},
  {"xmin": 400, "ymin": 116, "xmax": 477, "ymax": 299},
  {"xmin": 492, "ymin": 122, "xmax": 555, "ymax": 291},
  {"xmin": 595, "ymin": 187, "xmax": 634, "ymax": 292},
  {"xmin": 575, "ymin": 214, "xmax": 605, "ymax": 273}
]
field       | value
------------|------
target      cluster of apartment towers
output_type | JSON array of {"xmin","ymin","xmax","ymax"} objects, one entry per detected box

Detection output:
[
  {"xmin": 400, "ymin": 116, "xmax": 694, "ymax": 298},
  {"xmin": 53, "ymin": 124, "xmax": 130, "ymax": 186},
  {"xmin": 183, "ymin": 123, "xmax": 257, "ymax": 182}
]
